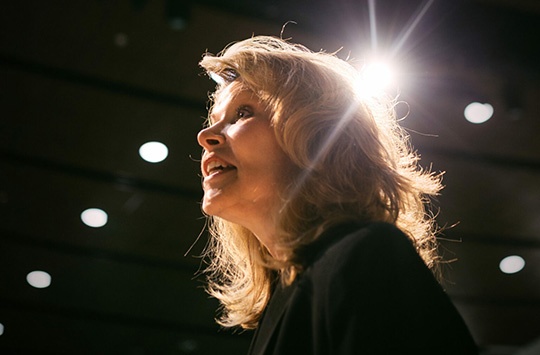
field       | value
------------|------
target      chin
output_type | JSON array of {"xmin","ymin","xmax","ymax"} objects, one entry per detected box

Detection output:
[
  {"xmin": 201, "ymin": 198, "xmax": 222, "ymax": 218},
  {"xmin": 201, "ymin": 200, "xmax": 213, "ymax": 215}
]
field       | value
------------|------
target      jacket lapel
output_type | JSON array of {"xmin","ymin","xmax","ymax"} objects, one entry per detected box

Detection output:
[
  {"xmin": 248, "ymin": 222, "xmax": 365, "ymax": 354},
  {"xmin": 248, "ymin": 282, "xmax": 296, "ymax": 354}
]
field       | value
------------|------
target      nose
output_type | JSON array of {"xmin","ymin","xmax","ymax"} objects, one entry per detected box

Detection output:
[{"xmin": 197, "ymin": 125, "xmax": 225, "ymax": 150}]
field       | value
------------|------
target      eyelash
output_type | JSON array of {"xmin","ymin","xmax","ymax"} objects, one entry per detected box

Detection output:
[
  {"xmin": 206, "ymin": 105, "xmax": 254, "ymax": 127},
  {"xmin": 233, "ymin": 106, "xmax": 253, "ymax": 122}
]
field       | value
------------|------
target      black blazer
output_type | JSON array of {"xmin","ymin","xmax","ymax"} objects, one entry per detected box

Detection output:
[{"xmin": 248, "ymin": 222, "xmax": 478, "ymax": 355}]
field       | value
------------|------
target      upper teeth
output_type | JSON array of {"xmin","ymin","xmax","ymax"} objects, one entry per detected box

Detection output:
[{"xmin": 208, "ymin": 161, "xmax": 230, "ymax": 173}]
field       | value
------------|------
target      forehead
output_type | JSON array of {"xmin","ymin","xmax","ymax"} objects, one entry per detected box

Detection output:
[{"xmin": 210, "ymin": 83, "xmax": 259, "ymax": 116}]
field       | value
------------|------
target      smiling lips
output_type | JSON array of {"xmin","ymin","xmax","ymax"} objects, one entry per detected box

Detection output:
[{"xmin": 204, "ymin": 158, "xmax": 237, "ymax": 178}]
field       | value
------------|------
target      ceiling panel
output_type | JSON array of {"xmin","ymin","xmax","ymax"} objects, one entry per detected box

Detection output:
[
  {"xmin": 1, "ymin": 0, "xmax": 539, "ymax": 353},
  {"xmin": 0, "ymin": 305, "xmax": 251, "ymax": 355},
  {"xmin": 0, "ymin": 66, "xmax": 204, "ymax": 191},
  {"xmin": 422, "ymin": 152, "xmax": 540, "ymax": 240},
  {"xmin": 0, "ymin": 161, "xmax": 205, "ymax": 265}
]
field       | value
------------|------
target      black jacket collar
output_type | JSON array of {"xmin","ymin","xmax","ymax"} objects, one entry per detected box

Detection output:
[{"xmin": 248, "ymin": 221, "xmax": 366, "ymax": 354}]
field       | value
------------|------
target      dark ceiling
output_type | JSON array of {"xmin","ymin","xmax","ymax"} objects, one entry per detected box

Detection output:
[{"xmin": 1, "ymin": 0, "xmax": 539, "ymax": 354}]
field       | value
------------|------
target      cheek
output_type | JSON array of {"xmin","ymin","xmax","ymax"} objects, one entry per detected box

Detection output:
[
  {"xmin": 233, "ymin": 121, "xmax": 293, "ymax": 185},
  {"xmin": 263, "ymin": 151, "xmax": 296, "ymax": 191}
]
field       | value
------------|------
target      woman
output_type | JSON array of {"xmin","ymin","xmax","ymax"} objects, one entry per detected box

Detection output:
[{"xmin": 197, "ymin": 36, "xmax": 477, "ymax": 354}]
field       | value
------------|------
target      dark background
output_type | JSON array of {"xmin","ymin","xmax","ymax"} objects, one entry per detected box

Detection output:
[{"xmin": 0, "ymin": 0, "xmax": 539, "ymax": 354}]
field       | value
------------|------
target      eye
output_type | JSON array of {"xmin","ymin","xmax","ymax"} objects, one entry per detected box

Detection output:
[{"xmin": 233, "ymin": 105, "xmax": 253, "ymax": 123}]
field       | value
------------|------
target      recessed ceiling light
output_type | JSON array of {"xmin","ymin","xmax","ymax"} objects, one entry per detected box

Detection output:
[
  {"xmin": 464, "ymin": 102, "xmax": 494, "ymax": 124},
  {"xmin": 499, "ymin": 255, "xmax": 525, "ymax": 274},
  {"xmin": 114, "ymin": 33, "xmax": 128, "ymax": 47},
  {"xmin": 178, "ymin": 339, "xmax": 199, "ymax": 352},
  {"xmin": 81, "ymin": 208, "xmax": 108, "ymax": 228},
  {"xmin": 26, "ymin": 270, "xmax": 52, "ymax": 289},
  {"xmin": 139, "ymin": 141, "xmax": 169, "ymax": 163}
]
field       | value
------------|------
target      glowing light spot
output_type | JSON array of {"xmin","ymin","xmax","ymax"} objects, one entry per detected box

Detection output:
[
  {"xmin": 27, "ymin": 270, "xmax": 52, "ymax": 289},
  {"xmin": 0, "ymin": 323, "xmax": 4, "ymax": 336},
  {"xmin": 178, "ymin": 339, "xmax": 198, "ymax": 353},
  {"xmin": 169, "ymin": 18, "xmax": 187, "ymax": 30},
  {"xmin": 139, "ymin": 141, "xmax": 169, "ymax": 163},
  {"xmin": 464, "ymin": 102, "xmax": 494, "ymax": 124},
  {"xmin": 356, "ymin": 62, "xmax": 394, "ymax": 98},
  {"xmin": 499, "ymin": 255, "xmax": 525, "ymax": 274},
  {"xmin": 114, "ymin": 33, "xmax": 128, "ymax": 47},
  {"xmin": 81, "ymin": 208, "xmax": 108, "ymax": 228}
]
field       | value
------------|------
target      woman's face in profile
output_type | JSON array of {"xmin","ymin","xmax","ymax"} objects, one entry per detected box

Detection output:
[{"xmin": 197, "ymin": 83, "xmax": 294, "ymax": 230}]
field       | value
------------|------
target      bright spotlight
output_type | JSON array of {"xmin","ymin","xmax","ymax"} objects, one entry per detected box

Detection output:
[
  {"xmin": 139, "ymin": 141, "xmax": 169, "ymax": 163},
  {"xmin": 356, "ymin": 61, "xmax": 394, "ymax": 98},
  {"xmin": 464, "ymin": 102, "xmax": 494, "ymax": 124},
  {"xmin": 81, "ymin": 208, "xmax": 108, "ymax": 228},
  {"xmin": 26, "ymin": 270, "xmax": 52, "ymax": 289},
  {"xmin": 499, "ymin": 255, "xmax": 525, "ymax": 274}
]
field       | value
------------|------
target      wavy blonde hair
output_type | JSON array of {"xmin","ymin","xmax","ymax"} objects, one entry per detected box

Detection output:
[{"xmin": 199, "ymin": 36, "xmax": 443, "ymax": 329}]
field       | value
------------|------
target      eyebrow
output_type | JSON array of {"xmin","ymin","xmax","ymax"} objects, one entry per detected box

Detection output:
[{"xmin": 206, "ymin": 89, "xmax": 259, "ymax": 126}]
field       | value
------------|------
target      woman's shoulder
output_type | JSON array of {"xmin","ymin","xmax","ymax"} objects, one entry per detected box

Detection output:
[
  {"xmin": 310, "ymin": 222, "xmax": 417, "ymax": 266},
  {"xmin": 330, "ymin": 221, "xmax": 411, "ymax": 248},
  {"xmin": 300, "ymin": 222, "xmax": 446, "ymax": 323},
  {"xmin": 300, "ymin": 221, "xmax": 434, "ymax": 290},
  {"xmin": 292, "ymin": 222, "xmax": 478, "ymax": 354}
]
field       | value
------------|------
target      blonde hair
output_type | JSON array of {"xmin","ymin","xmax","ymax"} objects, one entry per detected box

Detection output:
[{"xmin": 199, "ymin": 36, "xmax": 443, "ymax": 329}]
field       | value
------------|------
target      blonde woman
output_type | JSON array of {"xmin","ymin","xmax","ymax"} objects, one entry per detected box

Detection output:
[{"xmin": 197, "ymin": 36, "xmax": 477, "ymax": 354}]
